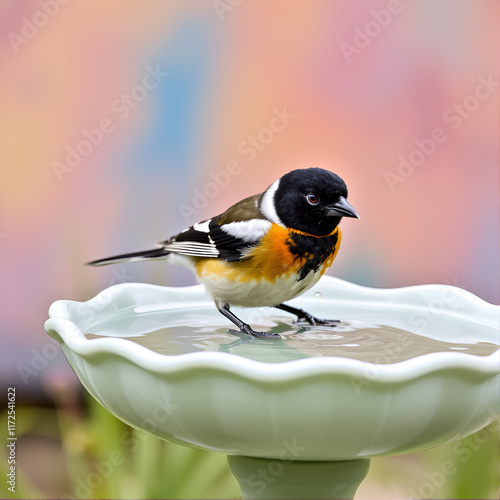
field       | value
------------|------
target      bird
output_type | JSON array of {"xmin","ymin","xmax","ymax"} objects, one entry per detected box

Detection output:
[{"xmin": 87, "ymin": 167, "xmax": 359, "ymax": 337}]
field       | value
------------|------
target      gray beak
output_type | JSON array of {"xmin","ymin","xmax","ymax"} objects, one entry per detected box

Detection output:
[{"xmin": 326, "ymin": 196, "xmax": 359, "ymax": 218}]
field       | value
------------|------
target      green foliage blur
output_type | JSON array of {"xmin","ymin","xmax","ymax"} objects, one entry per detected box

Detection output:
[
  {"xmin": 1, "ymin": 394, "xmax": 498, "ymax": 499},
  {"xmin": 0, "ymin": 394, "xmax": 240, "ymax": 499}
]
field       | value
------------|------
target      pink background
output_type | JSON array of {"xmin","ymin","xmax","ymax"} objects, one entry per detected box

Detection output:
[{"xmin": 1, "ymin": 0, "xmax": 498, "ymax": 386}]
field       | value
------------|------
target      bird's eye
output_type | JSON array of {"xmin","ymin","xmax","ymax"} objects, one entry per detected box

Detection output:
[{"xmin": 306, "ymin": 194, "xmax": 319, "ymax": 205}]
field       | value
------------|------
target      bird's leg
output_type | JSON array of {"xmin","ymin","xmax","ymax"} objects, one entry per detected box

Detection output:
[
  {"xmin": 275, "ymin": 303, "xmax": 341, "ymax": 327},
  {"xmin": 215, "ymin": 301, "xmax": 280, "ymax": 338}
]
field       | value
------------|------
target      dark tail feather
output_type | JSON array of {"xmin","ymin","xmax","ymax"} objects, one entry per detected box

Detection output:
[{"xmin": 86, "ymin": 248, "xmax": 170, "ymax": 266}]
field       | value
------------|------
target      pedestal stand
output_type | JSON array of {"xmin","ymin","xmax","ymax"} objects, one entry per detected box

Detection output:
[{"xmin": 228, "ymin": 455, "xmax": 371, "ymax": 499}]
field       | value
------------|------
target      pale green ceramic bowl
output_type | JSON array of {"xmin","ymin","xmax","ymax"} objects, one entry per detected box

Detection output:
[{"xmin": 45, "ymin": 277, "xmax": 499, "ymax": 462}]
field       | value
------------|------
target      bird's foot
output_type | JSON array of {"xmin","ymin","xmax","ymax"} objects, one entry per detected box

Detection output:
[
  {"xmin": 275, "ymin": 303, "xmax": 340, "ymax": 327},
  {"xmin": 230, "ymin": 325, "xmax": 281, "ymax": 338},
  {"xmin": 296, "ymin": 313, "xmax": 341, "ymax": 327},
  {"xmin": 216, "ymin": 301, "xmax": 281, "ymax": 338}
]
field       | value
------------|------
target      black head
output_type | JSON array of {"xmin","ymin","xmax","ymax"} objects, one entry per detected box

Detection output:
[{"xmin": 270, "ymin": 168, "xmax": 359, "ymax": 236}]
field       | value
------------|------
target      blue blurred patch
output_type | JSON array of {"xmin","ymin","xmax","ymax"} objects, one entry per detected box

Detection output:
[
  {"xmin": 109, "ymin": 16, "xmax": 218, "ymax": 249},
  {"xmin": 120, "ymin": 16, "xmax": 215, "ymax": 181}
]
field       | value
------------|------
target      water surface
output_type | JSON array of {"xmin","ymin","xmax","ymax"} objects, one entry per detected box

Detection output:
[{"xmin": 83, "ymin": 307, "xmax": 498, "ymax": 364}]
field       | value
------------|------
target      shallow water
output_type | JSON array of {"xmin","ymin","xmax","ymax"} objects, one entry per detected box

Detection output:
[{"xmin": 83, "ymin": 308, "xmax": 498, "ymax": 364}]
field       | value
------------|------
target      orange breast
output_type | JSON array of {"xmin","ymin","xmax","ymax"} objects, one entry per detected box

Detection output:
[{"xmin": 195, "ymin": 224, "xmax": 341, "ymax": 283}]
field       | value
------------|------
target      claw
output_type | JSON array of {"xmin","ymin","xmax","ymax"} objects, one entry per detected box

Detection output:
[
  {"xmin": 296, "ymin": 312, "xmax": 341, "ymax": 327},
  {"xmin": 216, "ymin": 301, "xmax": 282, "ymax": 338},
  {"xmin": 275, "ymin": 303, "xmax": 340, "ymax": 328},
  {"xmin": 230, "ymin": 327, "xmax": 281, "ymax": 338}
]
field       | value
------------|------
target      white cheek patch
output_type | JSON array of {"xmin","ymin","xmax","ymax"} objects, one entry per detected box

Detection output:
[
  {"xmin": 221, "ymin": 219, "xmax": 272, "ymax": 242},
  {"xmin": 259, "ymin": 179, "xmax": 284, "ymax": 226}
]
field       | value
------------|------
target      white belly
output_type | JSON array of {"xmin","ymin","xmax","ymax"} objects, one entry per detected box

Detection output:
[
  {"xmin": 167, "ymin": 253, "xmax": 325, "ymax": 307},
  {"xmin": 198, "ymin": 269, "xmax": 322, "ymax": 307}
]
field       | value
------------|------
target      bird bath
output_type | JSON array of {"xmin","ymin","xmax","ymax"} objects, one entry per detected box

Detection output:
[{"xmin": 45, "ymin": 277, "xmax": 499, "ymax": 499}]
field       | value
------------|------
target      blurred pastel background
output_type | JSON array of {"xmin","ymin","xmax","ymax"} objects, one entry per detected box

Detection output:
[{"xmin": 0, "ymin": 0, "xmax": 498, "ymax": 499}]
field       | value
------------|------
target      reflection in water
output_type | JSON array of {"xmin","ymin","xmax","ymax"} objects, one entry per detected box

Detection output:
[{"xmin": 83, "ymin": 309, "xmax": 498, "ymax": 364}]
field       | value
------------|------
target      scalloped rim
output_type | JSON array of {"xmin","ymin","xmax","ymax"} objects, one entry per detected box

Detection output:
[{"xmin": 44, "ymin": 277, "xmax": 500, "ymax": 384}]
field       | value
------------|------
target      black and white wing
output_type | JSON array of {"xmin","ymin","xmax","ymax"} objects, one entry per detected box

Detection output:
[
  {"xmin": 87, "ymin": 193, "xmax": 274, "ymax": 267},
  {"xmin": 159, "ymin": 194, "xmax": 272, "ymax": 262},
  {"xmin": 159, "ymin": 216, "xmax": 271, "ymax": 261}
]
